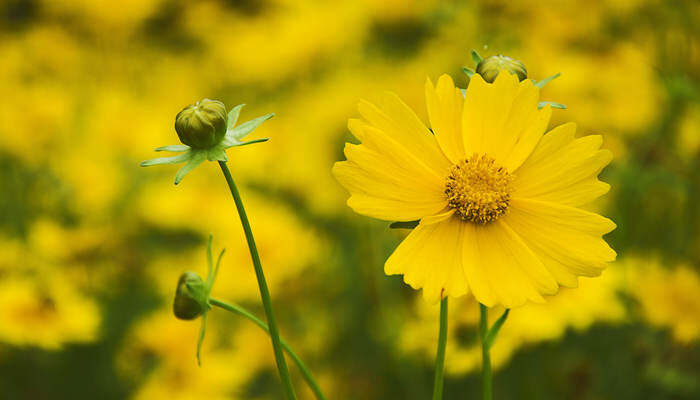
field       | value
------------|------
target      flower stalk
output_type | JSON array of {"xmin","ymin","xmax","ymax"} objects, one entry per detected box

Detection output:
[
  {"xmin": 217, "ymin": 160, "xmax": 297, "ymax": 400},
  {"xmin": 432, "ymin": 296, "xmax": 449, "ymax": 400}
]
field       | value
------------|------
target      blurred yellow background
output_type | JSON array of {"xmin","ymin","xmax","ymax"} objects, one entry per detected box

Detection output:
[{"xmin": 0, "ymin": 0, "xmax": 698, "ymax": 399}]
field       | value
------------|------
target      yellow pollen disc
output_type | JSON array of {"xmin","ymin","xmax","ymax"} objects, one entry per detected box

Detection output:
[{"xmin": 444, "ymin": 154, "xmax": 514, "ymax": 224}]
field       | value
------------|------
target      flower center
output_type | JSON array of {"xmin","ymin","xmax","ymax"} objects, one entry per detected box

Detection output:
[{"xmin": 444, "ymin": 154, "xmax": 514, "ymax": 224}]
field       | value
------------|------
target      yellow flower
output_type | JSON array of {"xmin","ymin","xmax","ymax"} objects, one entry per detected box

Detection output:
[
  {"xmin": 626, "ymin": 259, "xmax": 700, "ymax": 344},
  {"xmin": 0, "ymin": 275, "xmax": 100, "ymax": 349},
  {"xmin": 333, "ymin": 72, "xmax": 617, "ymax": 307}
]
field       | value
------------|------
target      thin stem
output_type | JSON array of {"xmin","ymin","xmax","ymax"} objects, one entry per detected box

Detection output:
[
  {"xmin": 432, "ymin": 296, "xmax": 449, "ymax": 400},
  {"xmin": 217, "ymin": 161, "xmax": 297, "ymax": 400},
  {"xmin": 479, "ymin": 304, "xmax": 492, "ymax": 400},
  {"xmin": 210, "ymin": 298, "xmax": 327, "ymax": 400}
]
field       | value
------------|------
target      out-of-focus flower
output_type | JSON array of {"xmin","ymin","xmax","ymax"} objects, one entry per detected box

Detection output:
[
  {"xmin": 627, "ymin": 259, "xmax": 700, "ymax": 344},
  {"xmin": 141, "ymin": 101, "xmax": 273, "ymax": 184},
  {"xmin": 401, "ymin": 266, "xmax": 625, "ymax": 374},
  {"xmin": 677, "ymin": 105, "xmax": 700, "ymax": 160},
  {"xmin": 118, "ymin": 312, "xmax": 264, "ymax": 400},
  {"xmin": 0, "ymin": 275, "xmax": 100, "ymax": 349},
  {"xmin": 333, "ymin": 72, "xmax": 616, "ymax": 306}
]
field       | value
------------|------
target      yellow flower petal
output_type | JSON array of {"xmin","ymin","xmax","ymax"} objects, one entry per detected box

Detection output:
[
  {"xmin": 347, "ymin": 119, "xmax": 445, "ymax": 188},
  {"xmin": 465, "ymin": 221, "xmax": 555, "ymax": 308},
  {"xmin": 513, "ymin": 123, "xmax": 613, "ymax": 207},
  {"xmin": 385, "ymin": 217, "xmax": 468, "ymax": 303},
  {"xmin": 357, "ymin": 93, "xmax": 452, "ymax": 177},
  {"xmin": 425, "ymin": 74, "xmax": 465, "ymax": 163},
  {"xmin": 505, "ymin": 198, "xmax": 617, "ymax": 282},
  {"xmin": 333, "ymin": 160, "xmax": 446, "ymax": 221},
  {"xmin": 462, "ymin": 72, "xmax": 551, "ymax": 172}
]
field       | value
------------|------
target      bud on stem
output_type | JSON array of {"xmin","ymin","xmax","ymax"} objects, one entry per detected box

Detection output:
[
  {"xmin": 175, "ymin": 99, "xmax": 227, "ymax": 149},
  {"xmin": 476, "ymin": 55, "xmax": 527, "ymax": 83}
]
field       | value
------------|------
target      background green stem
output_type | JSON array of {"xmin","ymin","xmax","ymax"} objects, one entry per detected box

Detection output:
[
  {"xmin": 218, "ymin": 161, "xmax": 297, "ymax": 400},
  {"xmin": 209, "ymin": 298, "xmax": 327, "ymax": 400},
  {"xmin": 432, "ymin": 296, "xmax": 448, "ymax": 400},
  {"xmin": 480, "ymin": 304, "xmax": 492, "ymax": 400}
]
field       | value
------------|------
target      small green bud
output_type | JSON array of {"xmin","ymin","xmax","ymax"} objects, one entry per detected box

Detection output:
[
  {"xmin": 173, "ymin": 271, "xmax": 208, "ymax": 320},
  {"xmin": 475, "ymin": 55, "xmax": 527, "ymax": 83},
  {"xmin": 174, "ymin": 99, "xmax": 227, "ymax": 149}
]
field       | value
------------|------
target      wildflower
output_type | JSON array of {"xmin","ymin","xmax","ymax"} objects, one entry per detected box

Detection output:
[
  {"xmin": 333, "ymin": 71, "xmax": 616, "ymax": 307},
  {"xmin": 141, "ymin": 100, "xmax": 273, "ymax": 184}
]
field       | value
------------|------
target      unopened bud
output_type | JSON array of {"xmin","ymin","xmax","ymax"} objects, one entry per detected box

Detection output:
[
  {"xmin": 476, "ymin": 55, "xmax": 527, "ymax": 83},
  {"xmin": 174, "ymin": 99, "xmax": 227, "ymax": 149},
  {"xmin": 173, "ymin": 271, "xmax": 208, "ymax": 320}
]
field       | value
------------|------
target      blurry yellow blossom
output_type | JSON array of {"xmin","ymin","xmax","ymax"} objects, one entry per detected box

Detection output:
[
  {"xmin": 0, "ymin": 275, "xmax": 100, "ymax": 349},
  {"xmin": 677, "ymin": 104, "xmax": 700, "ymax": 159},
  {"xmin": 120, "ymin": 311, "xmax": 281, "ymax": 400},
  {"xmin": 401, "ymin": 267, "xmax": 625, "ymax": 374},
  {"xmin": 627, "ymin": 259, "xmax": 700, "ymax": 344},
  {"xmin": 41, "ymin": 0, "xmax": 165, "ymax": 34}
]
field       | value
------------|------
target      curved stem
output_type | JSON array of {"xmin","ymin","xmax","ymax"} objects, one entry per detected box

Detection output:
[
  {"xmin": 432, "ymin": 296, "xmax": 448, "ymax": 400},
  {"xmin": 210, "ymin": 298, "xmax": 327, "ymax": 400},
  {"xmin": 479, "ymin": 304, "xmax": 492, "ymax": 400},
  {"xmin": 217, "ymin": 161, "xmax": 297, "ymax": 400}
]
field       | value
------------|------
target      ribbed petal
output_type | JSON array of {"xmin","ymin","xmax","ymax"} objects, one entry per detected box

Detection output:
[
  {"xmin": 385, "ymin": 217, "xmax": 468, "ymax": 303},
  {"xmin": 356, "ymin": 93, "xmax": 452, "ymax": 177},
  {"xmin": 504, "ymin": 198, "xmax": 617, "ymax": 283},
  {"xmin": 513, "ymin": 123, "xmax": 613, "ymax": 207},
  {"xmin": 461, "ymin": 73, "xmax": 551, "ymax": 172},
  {"xmin": 463, "ymin": 220, "xmax": 555, "ymax": 308},
  {"xmin": 425, "ymin": 75, "xmax": 465, "ymax": 163}
]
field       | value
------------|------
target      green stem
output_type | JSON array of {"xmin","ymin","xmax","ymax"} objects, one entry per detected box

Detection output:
[
  {"xmin": 479, "ymin": 304, "xmax": 492, "ymax": 400},
  {"xmin": 432, "ymin": 296, "xmax": 448, "ymax": 400},
  {"xmin": 217, "ymin": 161, "xmax": 297, "ymax": 400},
  {"xmin": 209, "ymin": 298, "xmax": 327, "ymax": 400}
]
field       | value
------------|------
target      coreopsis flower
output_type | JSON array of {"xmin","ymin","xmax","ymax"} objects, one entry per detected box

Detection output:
[
  {"xmin": 332, "ymin": 71, "xmax": 616, "ymax": 307},
  {"xmin": 141, "ymin": 99, "xmax": 273, "ymax": 184}
]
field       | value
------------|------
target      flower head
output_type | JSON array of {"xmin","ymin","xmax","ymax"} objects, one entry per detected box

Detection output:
[
  {"xmin": 173, "ymin": 271, "xmax": 208, "ymax": 320},
  {"xmin": 175, "ymin": 99, "xmax": 228, "ymax": 149},
  {"xmin": 476, "ymin": 55, "xmax": 527, "ymax": 83},
  {"xmin": 141, "ymin": 100, "xmax": 273, "ymax": 184},
  {"xmin": 333, "ymin": 71, "xmax": 616, "ymax": 307}
]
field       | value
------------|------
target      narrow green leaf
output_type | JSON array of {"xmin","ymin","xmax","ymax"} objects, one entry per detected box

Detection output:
[
  {"xmin": 460, "ymin": 88, "xmax": 467, "ymax": 98},
  {"xmin": 155, "ymin": 144, "xmax": 190, "ymax": 152},
  {"xmin": 390, "ymin": 220, "xmax": 419, "ymax": 229},
  {"xmin": 173, "ymin": 150, "xmax": 205, "ymax": 185},
  {"xmin": 196, "ymin": 312, "xmax": 207, "ymax": 366},
  {"xmin": 534, "ymin": 72, "xmax": 561, "ymax": 88},
  {"xmin": 538, "ymin": 101, "xmax": 567, "ymax": 110},
  {"xmin": 226, "ymin": 137, "xmax": 270, "ymax": 148},
  {"xmin": 206, "ymin": 235, "xmax": 214, "ymax": 282},
  {"xmin": 140, "ymin": 152, "xmax": 190, "ymax": 167},
  {"xmin": 209, "ymin": 249, "xmax": 225, "ymax": 293},
  {"xmin": 462, "ymin": 67, "xmax": 475, "ymax": 78},
  {"xmin": 484, "ymin": 309, "xmax": 510, "ymax": 350},
  {"xmin": 471, "ymin": 49, "xmax": 483, "ymax": 65},
  {"xmin": 226, "ymin": 113, "xmax": 274, "ymax": 141},
  {"xmin": 227, "ymin": 104, "xmax": 245, "ymax": 131}
]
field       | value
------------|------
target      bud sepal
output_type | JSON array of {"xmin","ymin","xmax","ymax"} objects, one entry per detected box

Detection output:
[{"xmin": 140, "ymin": 101, "xmax": 273, "ymax": 185}]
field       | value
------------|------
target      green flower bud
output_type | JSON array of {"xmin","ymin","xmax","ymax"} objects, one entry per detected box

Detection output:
[
  {"xmin": 174, "ymin": 99, "xmax": 227, "ymax": 149},
  {"xmin": 475, "ymin": 55, "xmax": 527, "ymax": 83},
  {"xmin": 173, "ymin": 271, "xmax": 208, "ymax": 320}
]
